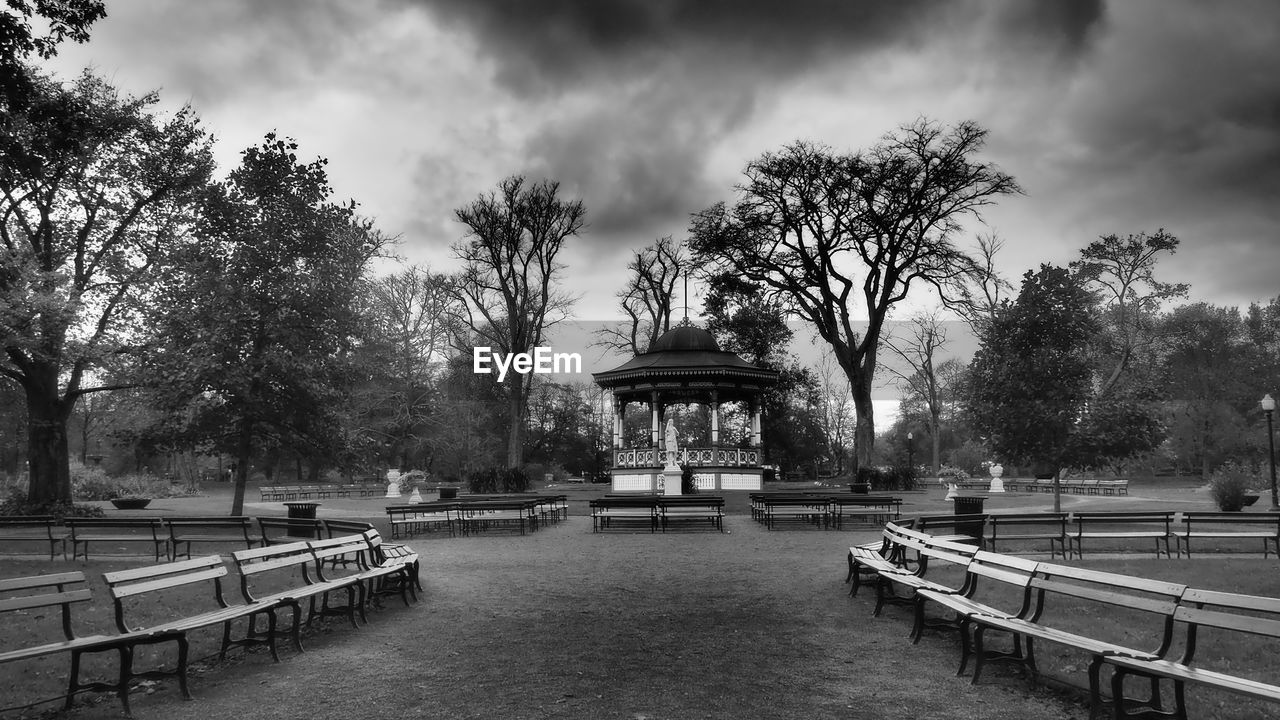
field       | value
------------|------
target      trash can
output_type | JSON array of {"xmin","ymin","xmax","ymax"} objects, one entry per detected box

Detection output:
[
  {"xmin": 848, "ymin": 482, "xmax": 871, "ymax": 495},
  {"xmin": 952, "ymin": 493, "xmax": 987, "ymax": 545},
  {"xmin": 439, "ymin": 487, "xmax": 458, "ymax": 500},
  {"xmin": 283, "ymin": 501, "xmax": 320, "ymax": 537}
]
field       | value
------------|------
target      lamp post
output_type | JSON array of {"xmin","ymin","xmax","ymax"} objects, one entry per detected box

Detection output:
[
  {"xmin": 1263, "ymin": 394, "xmax": 1277, "ymax": 512},
  {"xmin": 906, "ymin": 432, "xmax": 914, "ymax": 474}
]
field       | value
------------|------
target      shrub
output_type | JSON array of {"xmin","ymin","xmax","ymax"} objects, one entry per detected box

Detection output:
[
  {"xmin": 937, "ymin": 465, "xmax": 970, "ymax": 482},
  {"xmin": 467, "ymin": 467, "xmax": 532, "ymax": 494},
  {"xmin": 857, "ymin": 465, "xmax": 917, "ymax": 492},
  {"xmin": 71, "ymin": 467, "xmax": 187, "ymax": 500},
  {"xmin": 0, "ymin": 490, "xmax": 104, "ymax": 519},
  {"xmin": 680, "ymin": 464, "xmax": 699, "ymax": 494},
  {"xmin": 1209, "ymin": 461, "xmax": 1258, "ymax": 511}
]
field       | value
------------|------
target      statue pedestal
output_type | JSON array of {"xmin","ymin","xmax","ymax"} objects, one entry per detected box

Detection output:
[
  {"xmin": 385, "ymin": 481, "xmax": 401, "ymax": 498},
  {"xmin": 988, "ymin": 464, "xmax": 1006, "ymax": 493},
  {"xmin": 662, "ymin": 466, "xmax": 682, "ymax": 496},
  {"xmin": 408, "ymin": 487, "xmax": 422, "ymax": 503}
]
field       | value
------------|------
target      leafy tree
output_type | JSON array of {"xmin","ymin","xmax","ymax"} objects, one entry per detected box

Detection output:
[
  {"xmin": 1, "ymin": 70, "xmax": 213, "ymax": 503},
  {"xmin": 1, "ymin": 0, "xmax": 105, "ymax": 108},
  {"xmin": 451, "ymin": 175, "xmax": 585, "ymax": 468},
  {"xmin": 144, "ymin": 134, "xmax": 383, "ymax": 514},
  {"xmin": 1070, "ymin": 229, "xmax": 1188, "ymax": 398},
  {"xmin": 966, "ymin": 265, "xmax": 1097, "ymax": 510},
  {"xmin": 597, "ymin": 236, "xmax": 684, "ymax": 354},
  {"xmin": 690, "ymin": 119, "xmax": 1019, "ymax": 471}
]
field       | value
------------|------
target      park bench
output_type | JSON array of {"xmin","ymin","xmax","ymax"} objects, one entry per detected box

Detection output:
[
  {"xmin": 756, "ymin": 494, "xmax": 830, "ymax": 530},
  {"xmin": 165, "ymin": 516, "xmax": 262, "ymax": 560},
  {"xmin": 1096, "ymin": 478, "xmax": 1130, "ymax": 495},
  {"xmin": 870, "ymin": 523, "xmax": 978, "ymax": 621},
  {"xmin": 258, "ymin": 486, "xmax": 285, "ymax": 502},
  {"xmin": 962, "ymin": 561, "xmax": 1187, "ymax": 703},
  {"xmin": 0, "ymin": 571, "xmax": 184, "ymax": 716},
  {"xmin": 1172, "ymin": 511, "xmax": 1280, "ymax": 558},
  {"xmin": 1067, "ymin": 511, "xmax": 1175, "ymax": 558},
  {"xmin": 386, "ymin": 501, "xmax": 456, "ymax": 538},
  {"xmin": 590, "ymin": 496, "xmax": 659, "ymax": 532},
  {"xmin": 911, "ymin": 549, "xmax": 1040, "ymax": 649},
  {"xmin": 914, "ymin": 513, "xmax": 989, "ymax": 545},
  {"xmin": 657, "ymin": 495, "xmax": 724, "ymax": 532},
  {"xmin": 1098, "ymin": 587, "xmax": 1280, "ymax": 720},
  {"xmin": 231, "ymin": 539, "xmax": 364, "ymax": 652},
  {"xmin": 984, "ymin": 512, "xmax": 1069, "ymax": 557},
  {"xmin": 258, "ymin": 516, "xmax": 324, "ymax": 545},
  {"xmin": 104, "ymin": 555, "xmax": 287, "ymax": 706},
  {"xmin": 455, "ymin": 498, "xmax": 539, "ymax": 535},
  {"xmin": 828, "ymin": 494, "xmax": 902, "ymax": 528},
  {"xmin": 847, "ymin": 531, "xmax": 900, "ymax": 598},
  {"xmin": 307, "ymin": 531, "xmax": 418, "ymax": 616},
  {"xmin": 0, "ymin": 515, "xmax": 67, "ymax": 559},
  {"xmin": 65, "ymin": 517, "xmax": 168, "ymax": 561}
]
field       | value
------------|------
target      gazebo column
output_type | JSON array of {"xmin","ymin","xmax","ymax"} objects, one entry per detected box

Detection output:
[
  {"xmin": 751, "ymin": 400, "xmax": 762, "ymax": 447},
  {"xmin": 613, "ymin": 397, "xmax": 623, "ymax": 449},
  {"xmin": 650, "ymin": 392, "xmax": 660, "ymax": 447},
  {"xmin": 710, "ymin": 391, "xmax": 720, "ymax": 446}
]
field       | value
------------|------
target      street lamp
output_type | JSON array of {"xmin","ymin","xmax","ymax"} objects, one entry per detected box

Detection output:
[
  {"xmin": 1263, "ymin": 394, "xmax": 1278, "ymax": 512},
  {"xmin": 906, "ymin": 431, "xmax": 914, "ymax": 474}
]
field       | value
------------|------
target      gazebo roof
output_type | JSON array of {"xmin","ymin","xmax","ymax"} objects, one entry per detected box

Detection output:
[{"xmin": 592, "ymin": 324, "xmax": 779, "ymax": 394}]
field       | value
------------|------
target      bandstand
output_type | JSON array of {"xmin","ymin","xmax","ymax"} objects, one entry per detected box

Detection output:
[{"xmin": 592, "ymin": 323, "xmax": 779, "ymax": 493}]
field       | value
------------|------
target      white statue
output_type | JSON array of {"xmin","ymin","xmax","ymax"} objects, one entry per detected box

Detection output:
[{"xmin": 664, "ymin": 418, "xmax": 679, "ymax": 470}]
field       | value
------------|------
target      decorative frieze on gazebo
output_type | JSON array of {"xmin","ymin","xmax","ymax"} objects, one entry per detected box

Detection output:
[{"xmin": 592, "ymin": 323, "xmax": 779, "ymax": 493}]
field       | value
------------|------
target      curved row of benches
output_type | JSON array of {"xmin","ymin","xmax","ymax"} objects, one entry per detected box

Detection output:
[
  {"xmin": 258, "ymin": 483, "xmax": 385, "ymax": 501},
  {"xmin": 0, "ymin": 515, "xmax": 389, "ymax": 561},
  {"xmin": 385, "ymin": 494, "xmax": 569, "ymax": 538},
  {"xmin": 1, "ymin": 527, "xmax": 418, "ymax": 716},
  {"xmin": 910, "ymin": 510, "xmax": 1280, "ymax": 559},
  {"xmin": 847, "ymin": 518, "xmax": 1280, "ymax": 719}
]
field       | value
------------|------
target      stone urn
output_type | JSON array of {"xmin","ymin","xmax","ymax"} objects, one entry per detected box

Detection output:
[{"xmin": 988, "ymin": 463, "xmax": 1005, "ymax": 493}]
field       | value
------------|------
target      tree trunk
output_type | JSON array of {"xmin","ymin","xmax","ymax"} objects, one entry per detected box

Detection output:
[
  {"xmin": 23, "ymin": 375, "xmax": 73, "ymax": 505},
  {"xmin": 230, "ymin": 419, "xmax": 253, "ymax": 516},
  {"xmin": 850, "ymin": 376, "xmax": 875, "ymax": 471},
  {"xmin": 506, "ymin": 384, "xmax": 525, "ymax": 469}
]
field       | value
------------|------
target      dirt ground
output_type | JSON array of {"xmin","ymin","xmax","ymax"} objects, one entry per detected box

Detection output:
[{"xmin": 5, "ymin": 480, "xmax": 1231, "ymax": 719}]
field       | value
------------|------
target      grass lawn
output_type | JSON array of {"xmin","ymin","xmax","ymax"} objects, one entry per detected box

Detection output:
[{"xmin": 1, "ymin": 477, "xmax": 1276, "ymax": 719}]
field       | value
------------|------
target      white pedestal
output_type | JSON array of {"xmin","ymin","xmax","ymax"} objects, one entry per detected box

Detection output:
[
  {"xmin": 943, "ymin": 482, "xmax": 958, "ymax": 501},
  {"xmin": 385, "ymin": 481, "xmax": 401, "ymax": 498},
  {"xmin": 988, "ymin": 477, "xmax": 1006, "ymax": 493},
  {"xmin": 663, "ymin": 466, "xmax": 683, "ymax": 496},
  {"xmin": 408, "ymin": 487, "xmax": 422, "ymax": 503}
]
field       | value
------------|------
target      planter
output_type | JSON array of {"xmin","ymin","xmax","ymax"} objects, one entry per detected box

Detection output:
[
  {"xmin": 110, "ymin": 498, "xmax": 152, "ymax": 510},
  {"xmin": 1243, "ymin": 494, "xmax": 1260, "ymax": 508}
]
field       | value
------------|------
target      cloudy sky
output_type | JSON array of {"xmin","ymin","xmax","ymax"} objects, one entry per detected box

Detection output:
[{"xmin": 42, "ymin": 0, "xmax": 1280, "ymax": 339}]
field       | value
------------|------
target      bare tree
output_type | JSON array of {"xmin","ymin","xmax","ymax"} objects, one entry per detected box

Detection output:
[
  {"xmin": 954, "ymin": 233, "xmax": 1012, "ymax": 337},
  {"xmin": 451, "ymin": 175, "xmax": 585, "ymax": 468},
  {"xmin": 690, "ymin": 119, "xmax": 1019, "ymax": 469},
  {"xmin": 885, "ymin": 311, "xmax": 954, "ymax": 476},
  {"xmin": 596, "ymin": 236, "xmax": 684, "ymax": 355}
]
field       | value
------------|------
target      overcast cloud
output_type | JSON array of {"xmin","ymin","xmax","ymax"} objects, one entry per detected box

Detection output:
[{"xmin": 43, "ymin": 0, "xmax": 1280, "ymax": 324}]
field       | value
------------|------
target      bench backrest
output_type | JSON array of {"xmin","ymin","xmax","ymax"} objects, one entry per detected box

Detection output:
[
  {"xmin": 0, "ymin": 571, "xmax": 93, "ymax": 641},
  {"xmin": 104, "ymin": 555, "xmax": 231, "ymax": 632},
  {"xmin": 1030, "ymin": 561, "xmax": 1185, "ymax": 656},
  {"xmin": 1171, "ymin": 588, "xmax": 1280, "ymax": 667},
  {"xmin": 324, "ymin": 519, "xmax": 375, "ymax": 537},
  {"xmin": 308, "ymin": 534, "xmax": 369, "ymax": 577},
  {"xmin": 1072, "ymin": 511, "xmax": 1173, "ymax": 525},
  {"xmin": 1181, "ymin": 512, "xmax": 1280, "ymax": 528},
  {"xmin": 232, "ymin": 540, "xmax": 318, "ymax": 602},
  {"xmin": 0, "ymin": 515, "xmax": 58, "ymax": 528}
]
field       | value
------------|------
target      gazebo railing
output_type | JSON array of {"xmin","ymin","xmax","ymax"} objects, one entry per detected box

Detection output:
[{"xmin": 613, "ymin": 447, "xmax": 761, "ymax": 469}]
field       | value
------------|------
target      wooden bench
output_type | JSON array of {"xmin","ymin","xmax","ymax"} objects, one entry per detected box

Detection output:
[
  {"xmin": 1, "ymin": 571, "xmax": 184, "ymax": 716},
  {"xmin": 590, "ymin": 496, "xmax": 658, "ymax": 532},
  {"xmin": 0, "ymin": 515, "xmax": 67, "ymax": 559},
  {"xmin": 984, "ymin": 512, "xmax": 1068, "ymax": 557},
  {"xmin": 1067, "ymin": 512, "xmax": 1175, "ymax": 558},
  {"xmin": 912, "ymin": 549, "xmax": 1040, "ymax": 651},
  {"xmin": 258, "ymin": 516, "xmax": 324, "ymax": 545},
  {"xmin": 871, "ymin": 523, "xmax": 978, "ymax": 622},
  {"xmin": 915, "ymin": 513, "xmax": 989, "ymax": 545},
  {"xmin": 166, "ymin": 516, "xmax": 262, "ymax": 559},
  {"xmin": 1172, "ymin": 511, "xmax": 1280, "ymax": 558},
  {"xmin": 962, "ymin": 561, "xmax": 1186, "ymax": 708},
  {"xmin": 104, "ymin": 555, "xmax": 287, "ymax": 706},
  {"xmin": 386, "ymin": 502, "xmax": 456, "ymax": 538},
  {"xmin": 828, "ymin": 494, "xmax": 903, "ymax": 527},
  {"xmin": 847, "ymin": 532, "xmax": 899, "ymax": 598},
  {"xmin": 455, "ymin": 498, "xmax": 539, "ymax": 535},
  {"xmin": 231, "ymin": 540, "xmax": 364, "ymax": 652},
  {"xmin": 757, "ymin": 495, "xmax": 830, "ymax": 530},
  {"xmin": 65, "ymin": 517, "xmax": 168, "ymax": 561},
  {"xmin": 657, "ymin": 496, "xmax": 724, "ymax": 532},
  {"xmin": 1096, "ymin": 478, "xmax": 1130, "ymax": 495},
  {"xmin": 1099, "ymin": 588, "xmax": 1280, "ymax": 719},
  {"xmin": 307, "ymin": 531, "xmax": 418, "ymax": 615}
]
